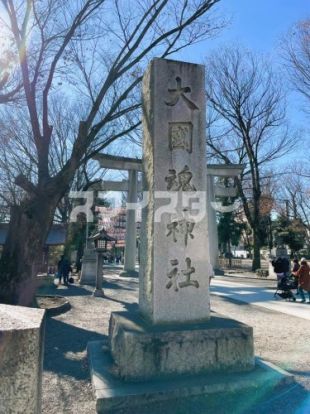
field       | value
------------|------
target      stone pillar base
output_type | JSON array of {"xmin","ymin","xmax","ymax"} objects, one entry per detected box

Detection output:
[
  {"xmin": 88, "ymin": 342, "xmax": 293, "ymax": 414},
  {"xmin": 93, "ymin": 288, "xmax": 104, "ymax": 298},
  {"xmin": 108, "ymin": 311, "xmax": 254, "ymax": 381}
]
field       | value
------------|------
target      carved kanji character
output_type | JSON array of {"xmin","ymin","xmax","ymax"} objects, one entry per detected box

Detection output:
[
  {"xmin": 178, "ymin": 165, "xmax": 196, "ymax": 192},
  {"xmin": 165, "ymin": 165, "xmax": 196, "ymax": 192},
  {"xmin": 169, "ymin": 123, "xmax": 192, "ymax": 153},
  {"xmin": 166, "ymin": 259, "xmax": 179, "ymax": 291},
  {"xmin": 165, "ymin": 169, "xmax": 180, "ymax": 191},
  {"xmin": 179, "ymin": 257, "xmax": 199, "ymax": 289},
  {"xmin": 165, "ymin": 77, "xmax": 199, "ymax": 110},
  {"xmin": 166, "ymin": 221, "xmax": 179, "ymax": 243},
  {"xmin": 179, "ymin": 219, "xmax": 195, "ymax": 246}
]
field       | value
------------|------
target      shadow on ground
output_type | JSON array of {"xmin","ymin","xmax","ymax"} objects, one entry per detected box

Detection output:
[
  {"xmin": 104, "ymin": 294, "xmax": 139, "ymax": 313},
  {"xmin": 38, "ymin": 281, "xmax": 92, "ymax": 297},
  {"xmin": 103, "ymin": 279, "xmax": 138, "ymax": 292},
  {"xmin": 44, "ymin": 317, "xmax": 106, "ymax": 380}
]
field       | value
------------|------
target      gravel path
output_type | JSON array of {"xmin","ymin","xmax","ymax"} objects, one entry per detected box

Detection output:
[
  {"xmin": 42, "ymin": 273, "xmax": 138, "ymax": 414},
  {"xmin": 41, "ymin": 272, "xmax": 310, "ymax": 414}
]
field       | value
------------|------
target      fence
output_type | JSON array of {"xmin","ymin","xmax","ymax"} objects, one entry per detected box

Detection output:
[
  {"xmin": 218, "ymin": 258, "xmax": 269, "ymax": 271},
  {"xmin": 219, "ymin": 258, "xmax": 243, "ymax": 268}
]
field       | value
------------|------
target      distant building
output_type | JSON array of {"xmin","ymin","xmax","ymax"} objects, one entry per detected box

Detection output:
[
  {"xmin": 96, "ymin": 206, "xmax": 141, "ymax": 253},
  {"xmin": 0, "ymin": 223, "xmax": 67, "ymax": 273}
]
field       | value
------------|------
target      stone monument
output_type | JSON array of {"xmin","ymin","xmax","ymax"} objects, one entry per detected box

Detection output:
[
  {"xmin": 87, "ymin": 59, "xmax": 290, "ymax": 413},
  {"xmin": 139, "ymin": 59, "xmax": 212, "ymax": 324},
  {"xmin": 107, "ymin": 58, "xmax": 254, "ymax": 378},
  {"xmin": 79, "ymin": 243, "xmax": 97, "ymax": 285}
]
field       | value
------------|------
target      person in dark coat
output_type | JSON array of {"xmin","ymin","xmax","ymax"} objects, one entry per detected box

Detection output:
[
  {"xmin": 272, "ymin": 257, "xmax": 285, "ymax": 281},
  {"xmin": 57, "ymin": 255, "xmax": 72, "ymax": 286},
  {"xmin": 281, "ymin": 256, "xmax": 290, "ymax": 277}
]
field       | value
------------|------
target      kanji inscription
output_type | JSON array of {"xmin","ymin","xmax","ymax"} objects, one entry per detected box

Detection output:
[
  {"xmin": 179, "ymin": 258, "xmax": 199, "ymax": 289},
  {"xmin": 166, "ymin": 257, "xmax": 199, "ymax": 291},
  {"xmin": 166, "ymin": 259, "xmax": 180, "ymax": 291},
  {"xmin": 169, "ymin": 122, "xmax": 192, "ymax": 153},
  {"xmin": 165, "ymin": 165, "xmax": 196, "ymax": 192},
  {"xmin": 165, "ymin": 77, "xmax": 199, "ymax": 111},
  {"xmin": 166, "ymin": 219, "xmax": 195, "ymax": 246}
]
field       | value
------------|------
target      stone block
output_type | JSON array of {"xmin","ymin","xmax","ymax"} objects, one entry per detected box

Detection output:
[
  {"xmin": 109, "ymin": 311, "xmax": 254, "ymax": 381},
  {"xmin": 0, "ymin": 304, "xmax": 45, "ymax": 414}
]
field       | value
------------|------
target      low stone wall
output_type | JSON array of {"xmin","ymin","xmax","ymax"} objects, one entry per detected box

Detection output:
[{"xmin": 0, "ymin": 304, "xmax": 45, "ymax": 414}]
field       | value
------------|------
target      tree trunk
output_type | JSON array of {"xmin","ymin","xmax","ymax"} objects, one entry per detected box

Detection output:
[
  {"xmin": 228, "ymin": 241, "xmax": 232, "ymax": 268},
  {"xmin": 76, "ymin": 239, "xmax": 84, "ymax": 273},
  {"xmin": 252, "ymin": 229, "xmax": 261, "ymax": 271},
  {"xmin": 0, "ymin": 194, "xmax": 58, "ymax": 305}
]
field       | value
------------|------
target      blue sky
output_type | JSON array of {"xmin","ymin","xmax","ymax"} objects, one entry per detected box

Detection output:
[
  {"xmin": 224, "ymin": 0, "xmax": 309, "ymax": 53},
  {"xmin": 176, "ymin": 0, "xmax": 309, "ymax": 163},
  {"xmin": 106, "ymin": 1, "xmax": 310, "ymax": 203},
  {"xmin": 180, "ymin": 0, "xmax": 309, "ymax": 59},
  {"xmin": 107, "ymin": 0, "xmax": 309, "ymax": 169}
]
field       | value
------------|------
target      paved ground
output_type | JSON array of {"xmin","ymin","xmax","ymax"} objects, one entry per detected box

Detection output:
[
  {"xmin": 40, "ymin": 270, "xmax": 310, "ymax": 414},
  {"xmin": 212, "ymin": 278, "xmax": 310, "ymax": 321}
]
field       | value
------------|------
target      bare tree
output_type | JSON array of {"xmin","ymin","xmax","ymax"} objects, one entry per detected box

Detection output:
[
  {"xmin": 206, "ymin": 47, "xmax": 296, "ymax": 270},
  {"xmin": 0, "ymin": 0, "xmax": 224, "ymax": 304},
  {"xmin": 282, "ymin": 19, "xmax": 310, "ymax": 113},
  {"xmin": 274, "ymin": 169, "xmax": 310, "ymax": 246},
  {"xmin": 0, "ymin": 47, "xmax": 22, "ymax": 103},
  {"xmin": 0, "ymin": 102, "xmax": 97, "ymax": 226}
]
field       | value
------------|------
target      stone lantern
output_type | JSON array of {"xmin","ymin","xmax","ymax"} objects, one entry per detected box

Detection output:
[{"xmin": 88, "ymin": 228, "xmax": 115, "ymax": 297}]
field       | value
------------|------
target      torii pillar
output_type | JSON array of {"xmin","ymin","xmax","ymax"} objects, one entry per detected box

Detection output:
[
  {"xmin": 93, "ymin": 154, "xmax": 142, "ymax": 277},
  {"xmin": 207, "ymin": 164, "xmax": 244, "ymax": 273},
  {"xmin": 120, "ymin": 170, "xmax": 137, "ymax": 276}
]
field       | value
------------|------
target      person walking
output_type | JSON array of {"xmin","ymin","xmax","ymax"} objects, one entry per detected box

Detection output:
[
  {"xmin": 57, "ymin": 255, "xmax": 72, "ymax": 286},
  {"xmin": 291, "ymin": 258, "xmax": 300, "ymax": 290},
  {"xmin": 293, "ymin": 257, "xmax": 310, "ymax": 303}
]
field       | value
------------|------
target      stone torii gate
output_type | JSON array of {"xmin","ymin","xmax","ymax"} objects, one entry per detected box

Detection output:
[
  {"xmin": 93, "ymin": 154, "xmax": 142, "ymax": 277},
  {"xmin": 93, "ymin": 153, "xmax": 243, "ymax": 276}
]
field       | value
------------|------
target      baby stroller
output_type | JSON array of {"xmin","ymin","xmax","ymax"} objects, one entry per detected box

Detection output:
[{"xmin": 274, "ymin": 275, "xmax": 297, "ymax": 301}]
